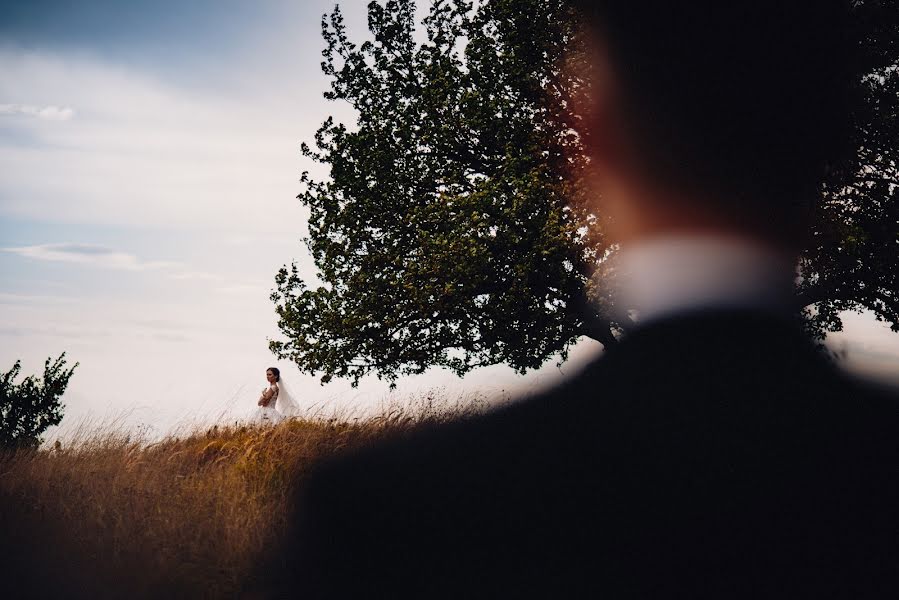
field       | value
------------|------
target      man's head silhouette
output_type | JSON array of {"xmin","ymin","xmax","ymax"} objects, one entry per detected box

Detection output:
[{"xmin": 570, "ymin": 0, "xmax": 852, "ymax": 252}]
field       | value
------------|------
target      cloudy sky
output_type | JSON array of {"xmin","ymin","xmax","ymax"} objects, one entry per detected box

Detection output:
[{"xmin": 1, "ymin": 0, "xmax": 896, "ymax": 438}]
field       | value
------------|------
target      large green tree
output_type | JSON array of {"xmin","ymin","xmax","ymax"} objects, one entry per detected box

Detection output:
[{"xmin": 271, "ymin": 0, "xmax": 898, "ymax": 385}]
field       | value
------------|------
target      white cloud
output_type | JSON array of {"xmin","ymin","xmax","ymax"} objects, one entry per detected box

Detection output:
[
  {"xmin": 169, "ymin": 271, "xmax": 223, "ymax": 282},
  {"xmin": 0, "ymin": 292, "xmax": 78, "ymax": 305},
  {"xmin": 0, "ymin": 48, "xmax": 317, "ymax": 234},
  {"xmin": 2, "ymin": 243, "xmax": 233, "ymax": 285},
  {"xmin": 217, "ymin": 282, "xmax": 269, "ymax": 295},
  {"xmin": 2, "ymin": 243, "xmax": 179, "ymax": 271},
  {"xmin": 0, "ymin": 103, "xmax": 75, "ymax": 121}
]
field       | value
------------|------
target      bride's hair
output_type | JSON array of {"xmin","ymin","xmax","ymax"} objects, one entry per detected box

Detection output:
[{"xmin": 267, "ymin": 367, "xmax": 281, "ymax": 382}]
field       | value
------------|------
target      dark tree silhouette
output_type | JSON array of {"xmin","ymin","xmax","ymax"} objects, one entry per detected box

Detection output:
[
  {"xmin": 797, "ymin": 0, "xmax": 899, "ymax": 340},
  {"xmin": 0, "ymin": 354, "xmax": 78, "ymax": 449},
  {"xmin": 271, "ymin": 0, "xmax": 898, "ymax": 385}
]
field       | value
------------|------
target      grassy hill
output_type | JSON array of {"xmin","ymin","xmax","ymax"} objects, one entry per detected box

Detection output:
[{"xmin": 0, "ymin": 393, "xmax": 484, "ymax": 598}]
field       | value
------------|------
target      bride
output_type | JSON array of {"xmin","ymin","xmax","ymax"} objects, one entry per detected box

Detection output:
[{"xmin": 254, "ymin": 367, "xmax": 300, "ymax": 424}]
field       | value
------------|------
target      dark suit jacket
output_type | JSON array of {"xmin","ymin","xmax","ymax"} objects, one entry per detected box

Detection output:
[{"xmin": 285, "ymin": 310, "xmax": 899, "ymax": 598}]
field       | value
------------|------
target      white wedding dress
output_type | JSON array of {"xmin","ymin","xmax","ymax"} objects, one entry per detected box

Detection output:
[{"xmin": 253, "ymin": 379, "xmax": 301, "ymax": 425}]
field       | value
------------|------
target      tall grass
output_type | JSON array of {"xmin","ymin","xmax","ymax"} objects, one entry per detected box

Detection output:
[{"xmin": 0, "ymin": 391, "xmax": 487, "ymax": 598}]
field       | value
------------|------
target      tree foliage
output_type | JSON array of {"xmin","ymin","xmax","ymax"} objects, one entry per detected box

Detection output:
[
  {"xmin": 0, "ymin": 354, "xmax": 77, "ymax": 449},
  {"xmin": 271, "ymin": 0, "xmax": 898, "ymax": 385},
  {"xmin": 797, "ymin": 1, "xmax": 899, "ymax": 339}
]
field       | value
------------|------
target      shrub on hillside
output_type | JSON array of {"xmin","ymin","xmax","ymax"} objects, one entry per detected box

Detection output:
[{"xmin": 0, "ymin": 354, "xmax": 78, "ymax": 449}]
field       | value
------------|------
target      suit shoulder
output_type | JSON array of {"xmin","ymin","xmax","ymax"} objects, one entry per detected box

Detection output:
[
  {"xmin": 308, "ymin": 400, "xmax": 531, "ymax": 483},
  {"xmin": 302, "ymin": 363, "xmax": 608, "ymax": 501}
]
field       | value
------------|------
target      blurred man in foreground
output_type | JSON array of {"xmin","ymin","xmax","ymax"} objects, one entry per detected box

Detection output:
[{"xmin": 286, "ymin": 1, "xmax": 899, "ymax": 597}]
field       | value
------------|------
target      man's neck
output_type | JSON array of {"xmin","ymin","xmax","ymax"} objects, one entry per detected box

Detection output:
[{"xmin": 615, "ymin": 234, "xmax": 797, "ymax": 327}]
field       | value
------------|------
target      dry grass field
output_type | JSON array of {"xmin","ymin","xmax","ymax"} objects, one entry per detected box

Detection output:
[{"xmin": 0, "ymin": 392, "xmax": 487, "ymax": 598}]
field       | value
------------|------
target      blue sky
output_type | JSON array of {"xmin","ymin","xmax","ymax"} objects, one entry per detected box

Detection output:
[
  {"xmin": 1, "ymin": 0, "xmax": 897, "ymax": 438},
  {"xmin": 0, "ymin": 0, "xmax": 593, "ymax": 437}
]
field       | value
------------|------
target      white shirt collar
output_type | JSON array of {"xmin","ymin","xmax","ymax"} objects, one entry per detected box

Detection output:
[{"xmin": 615, "ymin": 235, "xmax": 796, "ymax": 327}]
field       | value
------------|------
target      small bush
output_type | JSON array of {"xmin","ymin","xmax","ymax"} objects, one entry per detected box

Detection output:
[{"xmin": 0, "ymin": 354, "xmax": 78, "ymax": 449}]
